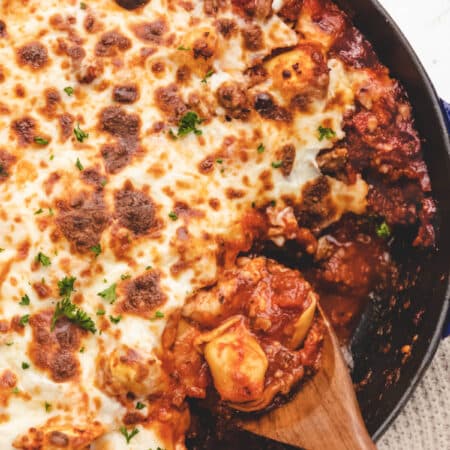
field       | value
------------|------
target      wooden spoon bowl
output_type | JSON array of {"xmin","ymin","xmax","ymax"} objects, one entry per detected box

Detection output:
[{"xmin": 240, "ymin": 308, "xmax": 377, "ymax": 450}]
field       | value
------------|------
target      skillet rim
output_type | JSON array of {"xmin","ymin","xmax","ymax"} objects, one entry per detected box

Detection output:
[{"xmin": 334, "ymin": 0, "xmax": 450, "ymax": 442}]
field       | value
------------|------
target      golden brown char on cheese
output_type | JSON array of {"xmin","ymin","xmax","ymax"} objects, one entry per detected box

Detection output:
[{"xmin": 0, "ymin": 0, "xmax": 435, "ymax": 449}]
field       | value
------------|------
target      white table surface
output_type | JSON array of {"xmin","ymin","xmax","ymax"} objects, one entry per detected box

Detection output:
[{"xmin": 377, "ymin": 0, "xmax": 450, "ymax": 100}]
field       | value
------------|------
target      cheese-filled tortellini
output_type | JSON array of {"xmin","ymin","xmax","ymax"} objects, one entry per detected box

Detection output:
[{"xmin": 196, "ymin": 317, "xmax": 268, "ymax": 404}]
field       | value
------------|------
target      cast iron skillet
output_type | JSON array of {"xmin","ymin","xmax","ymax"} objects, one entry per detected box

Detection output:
[
  {"xmin": 333, "ymin": 0, "xmax": 450, "ymax": 441},
  {"xmin": 187, "ymin": 2, "xmax": 450, "ymax": 448}
]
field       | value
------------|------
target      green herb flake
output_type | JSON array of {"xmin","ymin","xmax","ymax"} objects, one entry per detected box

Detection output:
[
  {"xmin": 90, "ymin": 243, "xmax": 101, "ymax": 257},
  {"xmin": 100, "ymin": 179, "xmax": 107, "ymax": 187},
  {"xmin": 0, "ymin": 248, "xmax": 4, "ymax": 253},
  {"xmin": 151, "ymin": 310, "xmax": 164, "ymax": 321},
  {"xmin": 21, "ymin": 362, "xmax": 30, "ymax": 370},
  {"xmin": 19, "ymin": 294, "xmax": 30, "ymax": 306},
  {"xmin": 121, "ymin": 273, "xmax": 131, "ymax": 280},
  {"xmin": 177, "ymin": 45, "xmax": 191, "ymax": 51},
  {"xmin": 97, "ymin": 283, "xmax": 117, "ymax": 304},
  {"xmin": 51, "ymin": 297, "xmax": 97, "ymax": 333},
  {"xmin": 58, "ymin": 276, "xmax": 76, "ymax": 297},
  {"xmin": 64, "ymin": 86, "xmax": 74, "ymax": 96},
  {"xmin": 19, "ymin": 314, "xmax": 30, "ymax": 326},
  {"xmin": 201, "ymin": 69, "xmax": 214, "ymax": 84},
  {"xmin": 48, "ymin": 208, "xmax": 54, "ymax": 216},
  {"xmin": 12, "ymin": 387, "xmax": 19, "ymax": 394},
  {"xmin": 145, "ymin": 265, "xmax": 152, "ymax": 270},
  {"xmin": 49, "ymin": 154, "xmax": 54, "ymax": 161},
  {"xmin": 44, "ymin": 401, "xmax": 52, "ymax": 412},
  {"xmin": 257, "ymin": 143, "xmax": 265, "ymax": 153},
  {"xmin": 79, "ymin": 347, "xmax": 85, "ymax": 353},
  {"xmin": 120, "ymin": 426, "xmax": 139, "ymax": 444},
  {"xmin": 318, "ymin": 125, "xmax": 336, "ymax": 141},
  {"xmin": 136, "ymin": 401, "xmax": 145, "ymax": 410},
  {"xmin": 376, "ymin": 221, "xmax": 391, "ymax": 239},
  {"xmin": 35, "ymin": 252, "xmax": 51, "ymax": 267},
  {"xmin": 34, "ymin": 208, "xmax": 44, "ymax": 215},
  {"xmin": 216, "ymin": 158, "xmax": 223, "ymax": 164},
  {"xmin": 109, "ymin": 314, "xmax": 122, "ymax": 324},
  {"xmin": 171, "ymin": 111, "xmax": 204, "ymax": 138},
  {"xmin": 80, "ymin": 1, "xmax": 87, "ymax": 9},
  {"xmin": 5, "ymin": 341, "xmax": 14, "ymax": 346},
  {"xmin": 168, "ymin": 211, "xmax": 178, "ymax": 221},
  {"xmin": 34, "ymin": 136, "xmax": 49, "ymax": 146},
  {"xmin": 96, "ymin": 310, "xmax": 106, "ymax": 316},
  {"xmin": 271, "ymin": 161, "xmax": 283, "ymax": 169},
  {"xmin": 74, "ymin": 124, "xmax": 89, "ymax": 143},
  {"xmin": 75, "ymin": 158, "xmax": 84, "ymax": 171}
]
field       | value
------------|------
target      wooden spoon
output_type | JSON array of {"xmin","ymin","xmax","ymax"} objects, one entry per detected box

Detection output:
[{"xmin": 240, "ymin": 307, "xmax": 377, "ymax": 450}]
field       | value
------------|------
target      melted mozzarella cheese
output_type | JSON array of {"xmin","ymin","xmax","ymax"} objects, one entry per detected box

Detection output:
[{"xmin": 0, "ymin": 1, "xmax": 371, "ymax": 448}]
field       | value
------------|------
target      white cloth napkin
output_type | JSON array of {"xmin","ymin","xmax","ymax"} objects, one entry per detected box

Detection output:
[{"xmin": 378, "ymin": 338, "xmax": 450, "ymax": 449}]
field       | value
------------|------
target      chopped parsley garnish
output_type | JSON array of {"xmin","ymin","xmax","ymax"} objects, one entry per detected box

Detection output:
[
  {"xmin": 19, "ymin": 294, "xmax": 30, "ymax": 306},
  {"xmin": 22, "ymin": 362, "xmax": 30, "ymax": 370},
  {"xmin": 271, "ymin": 161, "xmax": 283, "ymax": 169},
  {"xmin": 80, "ymin": 1, "xmax": 87, "ymax": 9},
  {"xmin": 58, "ymin": 276, "xmax": 76, "ymax": 297},
  {"xmin": 151, "ymin": 310, "xmax": 165, "ymax": 321},
  {"xmin": 169, "ymin": 111, "xmax": 203, "ymax": 138},
  {"xmin": 48, "ymin": 208, "xmax": 54, "ymax": 216},
  {"xmin": 145, "ymin": 265, "xmax": 152, "ymax": 270},
  {"xmin": 109, "ymin": 314, "xmax": 122, "ymax": 324},
  {"xmin": 177, "ymin": 45, "xmax": 191, "ymax": 51},
  {"xmin": 96, "ymin": 310, "xmax": 106, "ymax": 316},
  {"xmin": 168, "ymin": 211, "xmax": 178, "ymax": 221},
  {"xmin": 64, "ymin": 86, "xmax": 74, "ymax": 96},
  {"xmin": 90, "ymin": 243, "xmax": 101, "ymax": 256},
  {"xmin": 35, "ymin": 252, "xmax": 51, "ymax": 267},
  {"xmin": 121, "ymin": 273, "xmax": 131, "ymax": 280},
  {"xmin": 44, "ymin": 401, "xmax": 52, "ymax": 412},
  {"xmin": 376, "ymin": 221, "xmax": 391, "ymax": 239},
  {"xmin": 75, "ymin": 158, "xmax": 84, "ymax": 171},
  {"xmin": 12, "ymin": 387, "xmax": 19, "ymax": 394},
  {"xmin": 97, "ymin": 283, "xmax": 117, "ymax": 304},
  {"xmin": 269, "ymin": 200, "xmax": 276, "ymax": 207},
  {"xmin": 318, "ymin": 125, "xmax": 336, "ymax": 141},
  {"xmin": 19, "ymin": 314, "xmax": 30, "ymax": 326},
  {"xmin": 100, "ymin": 179, "xmax": 107, "ymax": 187},
  {"xmin": 79, "ymin": 347, "xmax": 85, "ymax": 353},
  {"xmin": 0, "ymin": 248, "xmax": 4, "ymax": 253},
  {"xmin": 49, "ymin": 154, "xmax": 54, "ymax": 161},
  {"xmin": 34, "ymin": 208, "xmax": 43, "ymax": 215},
  {"xmin": 120, "ymin": 426, "xmax": 139, "ymax": 444},
  {"xmin": 216, "ymin": 158, "xmax": 223, "ymax": 164},
  {"xmin": 201, "ymin": 69, "xmax": 214, "ymax": 84},
  {"xmin": 74, "ymin": 124, "xmax": 89, "ymax": 142},
  {"xmin": 51, "ymin": 297, "xmax": 97, "ymax": 333},
  {"xmin": 257, "ymin": 143, "xmax": 265, "ymax": 153},
  {"xmin": 34, "ymin": 136, "xmax": 49, "ymax": 146},
  {"xmin": 136, "ymin": 401, "xmax": 145, "ymax": 410},
  {"xmin": 5, "ymin": 341, "xmax": 13, "ymax": 346}
]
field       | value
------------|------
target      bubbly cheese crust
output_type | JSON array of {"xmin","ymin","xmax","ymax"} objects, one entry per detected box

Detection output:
[{"xmin": 0, "ymin": 1, "xmax": 432, "ymax": 449}]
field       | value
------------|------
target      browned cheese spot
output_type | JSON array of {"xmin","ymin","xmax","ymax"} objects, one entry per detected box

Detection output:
[
  {"xmin": 115, "ymin": 183, "xmax": 157, "ymax": 234},
  {"xmin": 254, "ymin": 92, "xmax": 292, "ymax": 122},
  {"xmin": 132, "ymin": 20, "xmax": 168, "ymax": 44},
  {"xmin": 120, "ymin": 272, "xmax": 167, "ymax": 317},
  {"xmin": 113, "ymin": 84, "xmax": 139, "ymax": 103},
  {"xmin": 154, "ymin": 84, "xmax": 187, "ymax": 123},
  {"xmin": 56, "ymin": 192, "xmax": 110, "ymax": 252},
  {"xmin": 99, "ymin": 106, "xmax": 141, "ymax": 173},
  {"xmin": 81, "ymin": 168, "xmax": 107, "ymax": 189},
  {"xmin": 95, "ymin": 30, "xmax": 132, "ymax": 57},
  {"xmin": 0, "ymin": 20, "xmax": 7, "ymax": 38},
  {"xmin": 28, "ymin": 310, "xmax": 83, "ymax": 382},
  {"xmin": 217, "ymin": 82, "xmax": 251, "ymax": 120},
  {"xmin": 241, "ymin": 24, "xmax": 263, "ymax": 51},
  {"xmin": 276, "ymin": 144, "xmax": 296, "ymax": 177},
  {"xmin": 17, "ymin": 42, "xmax": 49, "ymax": 70},
  {"xmin": 0, "ymin": 150, "xmax": 16, "ymax": 182},
  {"xmin": 216, "ymin": 18, "xmax": 237, "ymax": 37},
  {"xmin": 58, "ymin": 113, "xmax": 75, "ymax": 142},
  {"xmin": 11, "ymin": 117, "xmax": 36, "ymax": 146}
]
